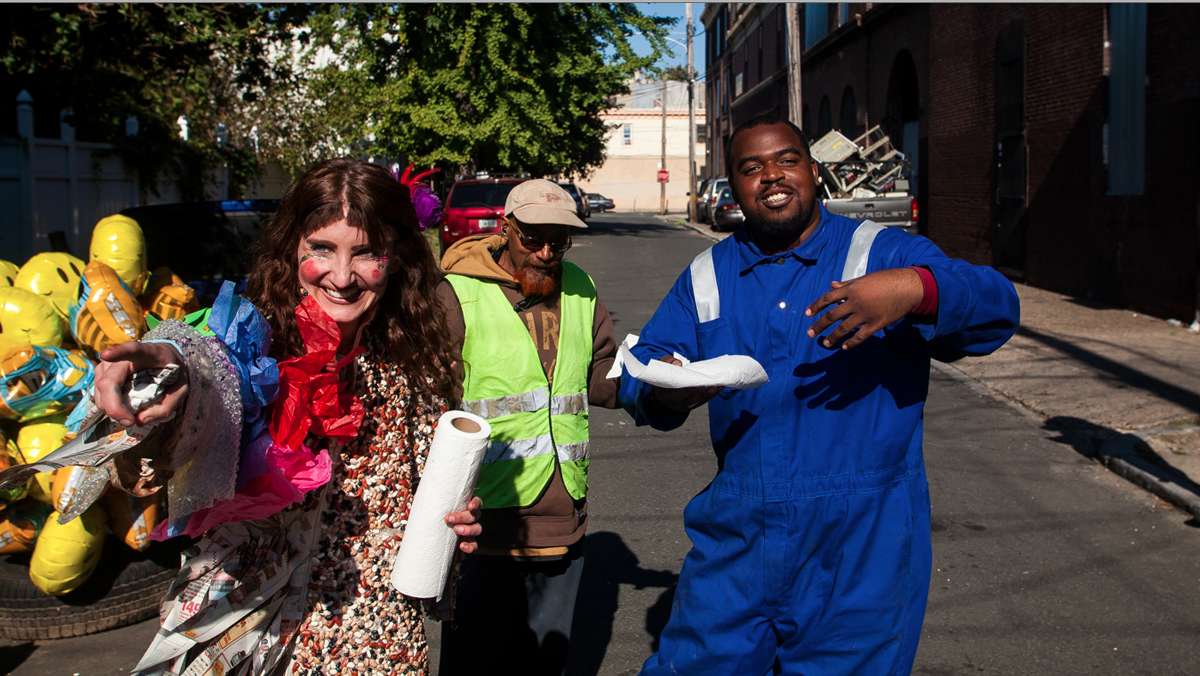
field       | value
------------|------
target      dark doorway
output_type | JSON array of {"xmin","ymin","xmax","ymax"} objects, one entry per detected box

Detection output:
[
  {"xmin": 992, "ymin": 20, "xmax": 1028, "ymax": 275},
  {"xmin": 840, "ymin": 86, "xmax": 862, "ymax": 139},
  {"xmin": 817, "ymin": 95, "xmax": 832, "ymax": 137},
  {"xmin": 885, "ymin": 50, "xmax": 923, "ymax": 233}
]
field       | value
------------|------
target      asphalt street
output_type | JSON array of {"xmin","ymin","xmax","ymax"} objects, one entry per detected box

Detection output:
[{"xmin": 5, "ymin": 212, "xmax": 1199, "ymax": 675}]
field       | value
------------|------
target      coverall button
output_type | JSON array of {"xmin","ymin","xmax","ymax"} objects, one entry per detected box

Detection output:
[{"xmin": 778, "ymin": 301, "xmax": 787, "ymax": 309}]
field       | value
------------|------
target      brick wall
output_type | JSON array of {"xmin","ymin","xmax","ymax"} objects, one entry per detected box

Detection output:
[{"xmin": 717, "ymin": 2, "xmax": 1199, "ymax": 319}]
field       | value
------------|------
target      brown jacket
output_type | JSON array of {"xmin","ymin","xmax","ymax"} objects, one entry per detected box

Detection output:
[{"xmin": 438, "ymin": 234, "xmax": 618, "ymax": 556}]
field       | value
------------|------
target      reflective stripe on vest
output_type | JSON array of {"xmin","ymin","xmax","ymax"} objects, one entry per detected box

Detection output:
[
  {"xmin": 690, "ymin": 247, "xmax": 720, "ymax": 323},
  {"xmin": 841, "ymin": 220, "xmax": 884, "ymax": 281},
  {"xmin": 484, "ymin": 435, "xmax": 590, "ymax": 464},
  {"xmin": 446, "ymin": 261, "xmax": 596, "ymax": 508},
  {"xmin": 687, "ymin": 220, "xmax": 884, "ymax": 320},
  {"xmin": 464, "ymin": 389, "xmax": 588, "ymax": 420}
]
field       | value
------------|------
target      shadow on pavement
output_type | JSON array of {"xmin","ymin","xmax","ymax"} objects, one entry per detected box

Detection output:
[
  {"xmin": 1018, "ymin": 326, "xmax": 1200, "ymax": 414},
  {"xmin": 0, "ymin": 642, "xmax": 34, "ymax": 672},
  {"xmin": 568, "ymin": 531, "xmax": 678, "ymax": 675},
  {"xmin": 1044, "ymin": 416, "xmax": 1200, "ymax": 516},
  {"xmin": 575, "ymin": 214, "xmax": 679, "ymax": 239}
]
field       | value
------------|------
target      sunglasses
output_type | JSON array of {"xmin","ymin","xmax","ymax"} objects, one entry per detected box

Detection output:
[{"xmin": 510, "ymin": 221, "xmax": 572, "ymax": 254}]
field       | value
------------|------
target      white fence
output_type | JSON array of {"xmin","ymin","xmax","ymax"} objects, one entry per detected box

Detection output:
[{"xmin": 0, "ymin": 92, "xmax": 214, "ymax": 262}]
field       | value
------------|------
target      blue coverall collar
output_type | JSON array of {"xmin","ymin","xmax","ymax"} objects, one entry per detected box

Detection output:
[{"xmin": 734, "ymin": 202, "xmax": 833, "ymax": 274}]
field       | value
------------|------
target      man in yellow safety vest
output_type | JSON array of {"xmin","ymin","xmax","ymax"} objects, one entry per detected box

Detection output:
[{"xmin": 436, "ymin": 179, "xmax": 619, "ymax": 674}]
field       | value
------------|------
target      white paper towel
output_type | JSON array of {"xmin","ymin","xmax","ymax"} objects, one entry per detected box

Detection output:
[
  {"xmin": 612, "ymin": 334, "xmax": 769, "ymax": 390},
  {"xmin": 390, "ymin": 410, "xmax": 491, "ymax": 599}
]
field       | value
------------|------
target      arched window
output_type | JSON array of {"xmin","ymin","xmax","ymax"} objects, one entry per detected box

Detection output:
[
  {"xmin": 839, "ymin": 86, "xmax": 861, "ymax": 138},
  {"xmin": 817, "ymin": 96, "xmax": 832, "ymax": 138}
]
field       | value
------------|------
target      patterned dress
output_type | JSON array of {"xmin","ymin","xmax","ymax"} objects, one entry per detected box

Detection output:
[{"xmin": 135, "ymin": 353, "xmax": 447, "ymax": 675}]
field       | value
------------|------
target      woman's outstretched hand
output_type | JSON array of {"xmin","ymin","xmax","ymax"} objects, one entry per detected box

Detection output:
[
  {"xmin": 444, "ymin": 496, "xmax": 484, "ymax": 554},
  {"xmin": 95, "ymin": 342, "xmax": 189, "ymax": 427}
]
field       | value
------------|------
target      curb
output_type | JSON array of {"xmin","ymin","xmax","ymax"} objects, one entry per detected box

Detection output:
[
  {"xmin": 1097, "ymin": 436, "xmax": 1200, "ymax": 520},
  {"xmin": 934, "ymin": 362, "xmax": 1200, "ymax": 519},
  {"xmin": 653, "ymin": 215, "xmax": 725, "ymax": 243}
]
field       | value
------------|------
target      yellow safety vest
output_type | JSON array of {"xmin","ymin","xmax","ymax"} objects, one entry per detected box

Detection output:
[{"xmin": 446, "ymin": 262, "xmax": 596, "ymax": 508}]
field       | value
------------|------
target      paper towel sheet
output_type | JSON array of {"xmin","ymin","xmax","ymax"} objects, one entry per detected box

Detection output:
[
  {"xmin": 390, "ymin": 410, "xmax": 491, "ymax": 600},
  {"xmin": 613, "ymin": 334, "xmax": 768, "ymax": 390}
]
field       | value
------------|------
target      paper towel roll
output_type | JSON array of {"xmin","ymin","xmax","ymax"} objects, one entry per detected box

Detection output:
[{"xmin": 390, "ymin": 410, "xmax": 491, "ymax": 599}]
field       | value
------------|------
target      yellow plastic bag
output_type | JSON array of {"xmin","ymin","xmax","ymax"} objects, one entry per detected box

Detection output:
[
  {"xmin": 29, "ymin": 505, "xmax": 107, "ymax": 596},
  {"xmin": 0, "ymin": 287, "xmax": 64, "ymax": 352},
  {"xmin": 14, "ymin": 417, "xmax": 69, "ymax": 505},
  {"xmin": 141, "ymin": 266, "xmax": 198, "ymax": 322},
  {"xmin": 69, "ymin": 260, "xmax": 145, "ymax": 355},
  {"xmin": 104, "ymin": 490, "xmax": 160, "ymax": 552},
  {"xmin": 14, "ymin": 252, "xmax": 85, "ymax": 319}
]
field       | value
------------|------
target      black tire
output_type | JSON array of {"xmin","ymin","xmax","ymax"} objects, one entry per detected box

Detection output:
[{"xmin": 0, "ymin": 536, "xmax": 187, "ymax": 641}]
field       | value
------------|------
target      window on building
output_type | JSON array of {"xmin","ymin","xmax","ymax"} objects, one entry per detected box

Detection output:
[
  {"xmin": 993, "ymin": 20, "xmax": 1027, "ymax": 272},
  {"xmin": 838, "ymin": 3, "xmax": 850, "ymax": 27},
  {"xmin": 757, "ymin": 42, "xmax": 764, "ymax": 86},
  {"xmin": 805, "ymin": 4, "xmax": 829, "ymax": 49},
  {"xmin": 817, "ymin": 96, "xmax": 832, "ymax": 137},
  {"xmin": 1106, "ymin": 3, "xmax": 1146, "ymax": 196},
  {"xmin": 839, "ymin": 86, "xmax": 861, "ymax": 138},
  {"xmin": 697, "ymin": 123, "xmax": 707, "ymax": 142},
  {"xmin": 622, "ymin": 123, "xmax": 632, "ymax": 146}
]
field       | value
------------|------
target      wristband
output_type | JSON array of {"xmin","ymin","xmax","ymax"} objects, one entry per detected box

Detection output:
[{"xmin": 910, "ymin": 266, "xmax": 938, "ymax": 317}]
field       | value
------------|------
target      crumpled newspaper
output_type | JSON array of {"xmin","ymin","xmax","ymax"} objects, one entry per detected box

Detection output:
[{"xmin": 0, "ymin": 364, "xmax": 180, "ymax": 523}]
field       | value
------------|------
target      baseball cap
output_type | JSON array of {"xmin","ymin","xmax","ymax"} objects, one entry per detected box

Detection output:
[{"xmin": 504, "ymin": 179, "xmax": 587, "ymax": 229}]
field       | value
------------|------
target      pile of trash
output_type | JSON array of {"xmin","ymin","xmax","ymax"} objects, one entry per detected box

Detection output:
[
  {"xmin": 809, "ymin": 125, "xmax": 911, "ymax": 199},
  {"xmin": 0, "ymin": 215, "xmax": 198, "ymax": 596}
]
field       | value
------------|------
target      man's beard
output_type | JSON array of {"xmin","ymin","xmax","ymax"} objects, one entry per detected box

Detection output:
[
  {"xmin": 743, "ymin": 200, "xmax": 816, "ymax": 249},
  {"xmin": 515, "ymin": 263, "xmax": 561, "ymax": 298}
]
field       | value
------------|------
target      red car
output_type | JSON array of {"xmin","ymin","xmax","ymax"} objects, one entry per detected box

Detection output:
[{"xmin": 439, "ymin": 177, "xmax": 524, "ymax": 251}]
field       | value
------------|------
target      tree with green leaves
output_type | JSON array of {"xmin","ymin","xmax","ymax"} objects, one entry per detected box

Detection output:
[
  {"xmin": 295, "ymin": 3, "xmax": 673, "ymax": 178},
  {"xmin": 1, "ymin": 3, "xmax": 673, "ymax": 192},
  {"xmin": 0, "ymin": 3, "xmax": 307, "ymax": 199}
]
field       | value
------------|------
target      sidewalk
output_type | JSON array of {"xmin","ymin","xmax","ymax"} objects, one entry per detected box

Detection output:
[
  {"xmin": 659, "ymin": 214, "xmax": 1200, "ymax": 518},
  {"xmin": 943, "ymin": 283, "xmax": 1200, "ymax": 518}
]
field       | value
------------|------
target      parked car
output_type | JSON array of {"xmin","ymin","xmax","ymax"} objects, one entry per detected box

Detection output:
[
  {"xmin": 557, "ymin": 182, "xmax": 590, "ymax": 221},
  {"xmin": 697, "ymin": 177, "xmax": 729, "ymax": 224},
  {"xmin": 440, "ymin": 177, "xmax": 524, "ymax": 250},
  {"xmin": 121, "ymin": 199, "xmax": 279, "ymax": 305},
  {"xmin": 711, "ymin": 187, "xmax": 745, "ymax": 231},
  {"xmin": 586, "ymin": 192, "xmax": 615, "ymax": 213}
]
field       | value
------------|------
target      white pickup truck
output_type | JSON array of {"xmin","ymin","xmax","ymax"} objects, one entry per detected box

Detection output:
[{"xmin": 811, "ymin": 126, "xmax": 918, "ymax": 233}]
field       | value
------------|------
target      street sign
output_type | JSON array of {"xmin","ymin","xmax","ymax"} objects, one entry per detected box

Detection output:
[{"xmin": 657, "ymin": 169, "xmax": 669, "ymax": 183}]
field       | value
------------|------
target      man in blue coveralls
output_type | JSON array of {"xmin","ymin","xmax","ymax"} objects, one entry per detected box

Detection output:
[{"xmin": 618, "ymin": 114, "xmax": 1020, "ymax": 675}]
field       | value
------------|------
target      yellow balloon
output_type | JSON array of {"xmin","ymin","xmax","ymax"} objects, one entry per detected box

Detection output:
[
  {"xmin": 29, "ymin": 506, "xmax": 107, "ymax": 596},
  {"xmin": 15, "ymin": 417, "xmax": 69, "ymax": 505},
  {"xmin": 71, "ymin": 260, "xmax": 145, "ymax": 355},
  {"xmin": 15, "ymin": 252, "xmax": 85, "ymax": 319},
  {"xmin": 0, "ymin": 287, "xmax": 64, "ymax": 351},
  {"xmin": 0, "ymin": 260, "xmax": 19, "ymax": 287},
  {"xmin": 89, "ymin": 214, "xmax": 149, "ymax": 295},
  {"xmin": 142, "ymin": 266, "xmax": 198, "ymax": 321}
]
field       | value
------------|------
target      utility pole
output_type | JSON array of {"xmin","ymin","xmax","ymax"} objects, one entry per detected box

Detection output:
[
  {"xmin": 785, "ymin": 3, "xmax": 804, "ymax": 128},
  {"xmin": 660, "ymin": 76, "xmax": 668, "ymax": 215},
  {"xmin": 686, "ymin": 2, "xmax": 697, "ymax": 223}
]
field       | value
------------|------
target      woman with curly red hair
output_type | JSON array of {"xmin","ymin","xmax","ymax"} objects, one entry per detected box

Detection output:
[{"xmin": 93, "ymin": 158, "xmax": 479, "ymax": 674}]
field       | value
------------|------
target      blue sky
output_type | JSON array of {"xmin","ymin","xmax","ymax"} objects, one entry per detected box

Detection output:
[{"xmin": 631, "ymin": 2, "xmax": 707, "ymax": 75}]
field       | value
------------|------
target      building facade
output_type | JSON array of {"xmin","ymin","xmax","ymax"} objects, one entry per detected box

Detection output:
[
  {"xmin": 577, "ymin": 77, "xmax": 706, "ymax": 213},
  {"xmin": 703, "ymin": 2, "xmax": 1200, "ymax": 321}
]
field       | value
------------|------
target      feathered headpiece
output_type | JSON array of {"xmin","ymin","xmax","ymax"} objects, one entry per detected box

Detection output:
[{"xmin": 397, "ymin": 164, "xmax": 443, "ymax": 231}]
